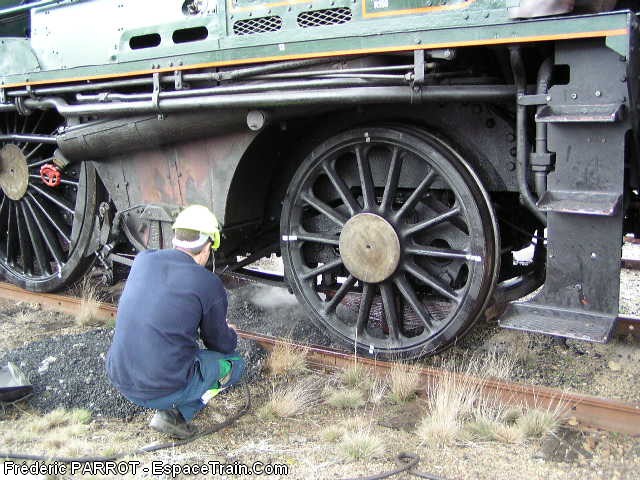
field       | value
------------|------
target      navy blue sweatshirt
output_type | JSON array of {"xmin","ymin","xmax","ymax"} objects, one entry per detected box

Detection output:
[{"xmin": 106, "ymin": 249, "xmax": 237, "ymax": 400}]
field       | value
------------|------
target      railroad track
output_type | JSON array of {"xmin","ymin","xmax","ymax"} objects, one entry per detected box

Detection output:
[
  {"xmin": 0, "ymin": 281, "xmax": 638, "ymax": 436},
  {"xmin": 622, "ymin": 236, "xmax": 640, "ymax": 270}
]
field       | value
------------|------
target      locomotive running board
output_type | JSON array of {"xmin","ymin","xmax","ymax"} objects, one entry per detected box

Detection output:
[{"xmin": 499, "ymin": 302, "xmax": 616, "ymax": 343}]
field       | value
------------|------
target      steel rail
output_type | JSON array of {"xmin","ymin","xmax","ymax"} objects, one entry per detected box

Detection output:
[
  {"xmin": 622, "ymin": 258, "xmax": 640, "ymax": 270},
  {"xmin": 0, "ymin": 281, "xmax": 638, "ymax": 435},
  {"xmin": 624, "ymin": 235, "xmax": 640, "ymax": 245}
]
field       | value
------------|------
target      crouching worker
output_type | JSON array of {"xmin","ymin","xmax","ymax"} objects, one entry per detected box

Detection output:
[{"xmin": 106, "ymin": 205, "xmax": 245, "ymax": 439}]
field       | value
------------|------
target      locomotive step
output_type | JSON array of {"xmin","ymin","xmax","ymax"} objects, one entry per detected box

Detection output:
[
  {"xmin": 535, "ymin": 103, "xmax": 625, "ymax": 123},
  {"xmin": 536, "ymin": 190, "xmax": 622, "ymax": 216},
  {"xmin": 499, "ymin": 302, "xmax": 616, "ymax": 343}
]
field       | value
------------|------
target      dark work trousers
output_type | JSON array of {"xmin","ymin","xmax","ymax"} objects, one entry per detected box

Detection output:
[{"xmin": 127, "ymin": 349, "xmax": 245, "ymax": 421}]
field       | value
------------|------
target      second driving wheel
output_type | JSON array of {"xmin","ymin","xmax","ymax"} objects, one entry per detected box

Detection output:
[{"xmin": 281, "ymin": 126, "xmax": 499, "ymax": 359}]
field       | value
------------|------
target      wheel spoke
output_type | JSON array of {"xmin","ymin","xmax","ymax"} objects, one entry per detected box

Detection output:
[
  {"xmin": 380, "ymin": 282, "xmax": 401, "ymax": 341},
  {"xmin": 301, "ymin": 192, "xmax": 347, "ymax": 227},
  {"xmin": 403, "ymin": 206, "xmax": 461, "ymax": 238},
  {"xmin": 24, "ymin": 143, "xmax": 45, "ymax": 160},
  {"xmin": 324, "ymin": 274, "xmax": 356, "ymax": 314},
  {"xmin": 25, "ymin": 198, "xmax": 64, "ymax": 269},
  {"xmin": 31, "ymin": 112, "xmax": 45, "ymax": 135},
  {"xmin": 29, "ymin": 174, "xmax": 78, "ymax": 188},
  {"xmin": 355, "ymin": 145, "xmax": 376, "ymax": 210},
  {"xmin": 404, "ymin": 262, "xmax": 460, "ymax": 303},
  {"xmin": 393, "ymin": 170, "xmax": 436, "ymax": 222},
  {"xmin": 355, "ymin": 283, "xmax": 374, "ymax": 335},
  {"xmin": 394, "ymin": 276, "xmax": 434, "ymax": 329},
  {"xmin": 28, "ymin": 183, "xmax": 75, "ymax": 215},
  {"xmin": 21, "ymin": 201, "xmax": 51, "ymax": 275},
  {"xmin": 5, "ymin": 202, "xmax": 17, "ymax": 264},
  {"xmin": 380, "ymin": 146, "xmax": 402, "ymax": 215},
  {"xmin": 301, "ymin": 257, "xmax": 343, "ymax": 281},
  {"xmin": 28, "ymin": 157, "xmax": 55, "ymax": 169},
  {"xmin": 27, "ymin": 191, "xmax": 71, "ymax": 244},
  {"xmin": 406, "ymin": 245, "xmax": 481, "ymax": 263},
  {"xmin": 15, "ymin": 202, "xmax": 34, "ymax": 275},
  {"xmin": 323, "ymin": 162, "xmax": 360, "ymax": 216},
  {"xmin": 60, "ymin": 178, "xmax": 79, "ymax": 187},
  {"xmin": 295, "ymin": 232, "xmax": 340, "ymax": 246}
]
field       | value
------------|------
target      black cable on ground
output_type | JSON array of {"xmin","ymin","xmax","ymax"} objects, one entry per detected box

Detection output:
[
  {"xmin": 0, "ymin": 381, "xmax": 251, "ymax": 463},
  {"xmin": 339, "ymin": 452, "xmax": 448, "ymax": 480},
  {"xmin": 2, "ymin": 384, "xmax": 448, "ymax": 480}
]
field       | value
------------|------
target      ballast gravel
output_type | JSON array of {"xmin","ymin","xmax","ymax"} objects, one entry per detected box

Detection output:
[{"xmin": 0, "ymin": 328, "xmax": 266, "ymax": 419}]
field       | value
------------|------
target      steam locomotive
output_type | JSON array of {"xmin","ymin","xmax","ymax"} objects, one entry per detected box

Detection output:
[{"xmin": 0, "ymin": 0, "xmax": 637, "ymax": 358}]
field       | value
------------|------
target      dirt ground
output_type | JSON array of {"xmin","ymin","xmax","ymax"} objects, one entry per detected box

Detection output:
[{"xmin": 0, "ymin": 263, "xmax": 639, "ymax": 478}]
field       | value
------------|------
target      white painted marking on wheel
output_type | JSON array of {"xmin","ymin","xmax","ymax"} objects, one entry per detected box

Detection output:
[
  {"xmin": 466, "ymin": 254, "xmax": 482, "ymax": 262},
  {"xmin": 369, "ymin": 344, "xmax": 374, "ymax": 354},
  {"xmin": 282, "ymin": 235, "xmax": 298, "ymax": 242}
]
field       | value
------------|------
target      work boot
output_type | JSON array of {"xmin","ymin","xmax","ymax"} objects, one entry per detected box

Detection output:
[{"xmin": 149, "ymin": 409, "xmax": 197, "ymax": 439}]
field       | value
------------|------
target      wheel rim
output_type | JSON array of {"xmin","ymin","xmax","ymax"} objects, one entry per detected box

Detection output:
[
  {"xmin": 282, "ymin": 127, "xmax": 499, "ymax": 358},
  {"xmin": 0, "ymin": 112, "xmax": 96, "ymax": 289}
]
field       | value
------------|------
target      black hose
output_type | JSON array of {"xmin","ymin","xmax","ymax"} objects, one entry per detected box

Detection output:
[
  {"xmin": 2, "ymin": 383, "xmax": 450, "ymax": 479},
  {"xmin": 0, "ymin": 381, "xmax": 251, "ymax": 463},
  {"xmin": 338, "ymin": 452, "xmax": 449, "ymax": 480},
  {"xmin": 509, "ymin": 47, "xmax": 547, "ymax": 226}
]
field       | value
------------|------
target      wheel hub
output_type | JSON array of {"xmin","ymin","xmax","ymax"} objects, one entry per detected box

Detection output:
[
  {"xmin": 0, "ymin": 144, "xmax": 29, "ymax": 200},
  {"xmin": 339, "ymin": 213, "xmax": 400, "ymax": 283}
]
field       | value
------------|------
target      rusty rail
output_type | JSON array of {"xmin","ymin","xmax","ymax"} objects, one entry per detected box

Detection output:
[
  {"xmin": 622, "ymin": 258, "xmax": 640, "ymax": 270},
  {"xmin": 624, "ymin": 235, "xmax": 640, "ymax": 245},
  {"xmin": 0, "ymin": 282, "xmax": 638, "ymax": 436}
]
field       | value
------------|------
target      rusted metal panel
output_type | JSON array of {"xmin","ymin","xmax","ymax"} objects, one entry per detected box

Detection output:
[{"xmin": 95, "ymin": 130, "xmax": 257, "ymax": 225}]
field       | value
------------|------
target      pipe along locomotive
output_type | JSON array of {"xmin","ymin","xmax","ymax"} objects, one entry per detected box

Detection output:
[{"xmin": 0, "ymin": 0, "xmax": 638, "ymax": 358}]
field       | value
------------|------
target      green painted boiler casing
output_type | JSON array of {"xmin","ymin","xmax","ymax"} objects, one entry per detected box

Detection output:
[{"xmin": 0, "ymin": 0, "xmax": 632, "ymax": 87}]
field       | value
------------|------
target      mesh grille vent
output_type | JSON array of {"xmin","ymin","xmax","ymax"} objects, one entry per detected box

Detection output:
[
  {"xmin": 233, "ymin": 16, "xmax": 283, "ymax": 35},
  {"xmin": 297, "ymin": 8, "xmax": 352, "ymax": 28}
]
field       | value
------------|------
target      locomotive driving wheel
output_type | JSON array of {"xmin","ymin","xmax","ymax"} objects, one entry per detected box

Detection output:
[
  {"xmin": 0, "ymin": 112, "xmax": 99, "ymax": 292},
  {"xmin": 281, "ymin": 126, "xmax": 499, "ymax": 359}
]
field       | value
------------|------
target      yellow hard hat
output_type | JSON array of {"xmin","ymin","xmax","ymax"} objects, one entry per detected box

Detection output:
[{"xmin": 172, "ymin": 205, "xmax": 221, "ymax": 250}]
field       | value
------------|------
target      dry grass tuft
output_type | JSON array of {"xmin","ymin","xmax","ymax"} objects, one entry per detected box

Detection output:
[
  {"xmin": 321, "ymin": 425, "xmax": 344, "ymax": 443},
  {"xmin": 416, "ymin": 414, "xmax": 460, "ymax": 447},
  {"xmin": 388, "ymin": 362, "xmax": 422, "ymax": 404},
  {"xmin": 367, "ymin": 376, "xmax": 389, "ymax": 405},
  {"xmin": 257, "ymin": 379, "xmax": 318, "ymax": 419},
  {"xmin": 493, "ymin": 424, "xmax": 525, "ymax": 444},
  {"xmin": 75, "ymin": 279, "xmax": 105, "ymax": 327},
  {"xmin": 463, "ymin": 418, "xmax": 501, "ymax": 442},
  {"xmin": 341, "ymin": 362, "xmax": 373, "ymax": 390},
  {"xmin": 266, "ymin": 342, "xmax": 308, "ymax": 377},
  {"xmin": 516, "ymin": 408, "xmax": 562, "ymax": 439},
  {"xmin": 30, "ymin": 407, "xmax": 92, "ymax": 432},
  {"xmin": 5, "ymin": 408, "xmax": 93, "ymax": 456},
  {"xmin": 339, "ymin": 426, "xmax": 385, "ymax": 462},
  {"xmin": 418, "ymin": 352, "xmax": 566, "ymax": 447},
  {"xmin": 473, "ymin": 348, "xmax": 515, "ymax": 380},
  {"xmin": 416, "ymin": 370, "xmax": 480, "ymax": 446},
  {"xmin": 502, "ymin": 407, "xmax": 523, "ymax": 425},
  {"xmin": 325, "ymin": 388, "xmax": 365, "ymax": 410}
]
